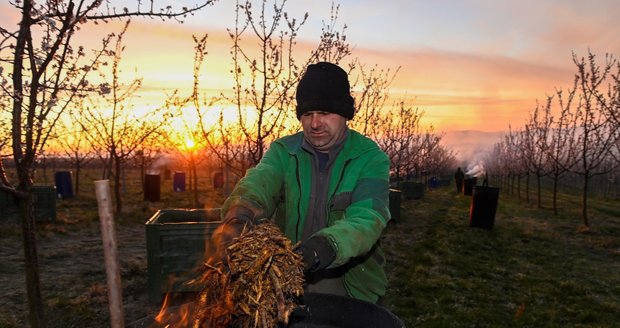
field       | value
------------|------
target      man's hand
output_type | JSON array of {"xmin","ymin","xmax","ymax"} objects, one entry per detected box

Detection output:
[{"xmin": 294, "ymin": 235, "xmax": 336, "ymax": 273}]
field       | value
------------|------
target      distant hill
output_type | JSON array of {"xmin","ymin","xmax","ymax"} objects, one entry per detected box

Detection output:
[{"xmin": 441, "ymin": 130, "xmax": 506, "ymax": 164}]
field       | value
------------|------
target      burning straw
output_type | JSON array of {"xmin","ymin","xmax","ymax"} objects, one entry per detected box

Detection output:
[{"xmin": 192, "ymin": 221, "xmax": 304, "ymax": 327}]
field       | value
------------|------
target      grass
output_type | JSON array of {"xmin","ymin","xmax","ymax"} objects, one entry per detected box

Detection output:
[
  {"xmin": 382, "ymin": 187, "xmax": 620, "ymax": 327},
  {"xmin": 0, "ymin": 169, "xmax": 228, "ymax": 328},
  {"xmin": 2, "ymin": 168, "xmax": 619, "ymax": 327}
]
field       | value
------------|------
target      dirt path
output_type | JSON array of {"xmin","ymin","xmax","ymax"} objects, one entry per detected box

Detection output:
[{"xmin": 0, "ymin": 220, "xmax": 160, "ymax": 327}]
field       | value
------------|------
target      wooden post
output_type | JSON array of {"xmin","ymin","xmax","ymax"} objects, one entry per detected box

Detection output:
[{"xmin": 94, "ymin": 180, "xmax": 125, "ymax": 328}]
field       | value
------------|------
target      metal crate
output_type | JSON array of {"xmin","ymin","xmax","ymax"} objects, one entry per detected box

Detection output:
[
  {"xmin": 0, "ymin": 186, "xmax": 56, "ymax": 222},
  {"xmin": 145, "ymin": 208, "xmax": 221, "ymax": 302}
]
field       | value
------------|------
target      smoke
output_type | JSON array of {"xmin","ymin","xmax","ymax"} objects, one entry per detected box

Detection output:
[
  {"xmin": 466, "ymin": 161, "xmax": 486, "ymax": 178},
  {"xmin": 147, "ymin": 156, "xmax": 171, "ymax": 175}
]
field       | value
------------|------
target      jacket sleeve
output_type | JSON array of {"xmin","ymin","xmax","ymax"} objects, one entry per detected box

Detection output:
[
  {"xmin": 318, "ymin": 148, "xmax": 391, "ymax": 267},
  {"xmin": 220, "ymin": 142, "xmax": 288, "ymax": 221}
]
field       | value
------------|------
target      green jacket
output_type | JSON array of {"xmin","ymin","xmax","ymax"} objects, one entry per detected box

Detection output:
[{"xmin": 221, "ymin": 129, "xmax": 391, "ymax": 303}]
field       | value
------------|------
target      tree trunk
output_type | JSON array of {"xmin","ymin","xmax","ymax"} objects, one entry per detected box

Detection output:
[
  {"xmin": 74, "ymin": 162, "xmax": 81, "ymax": 196},
  {"xmin": 140, "ymin": 155, "xmax": 145, "ymax": 188},
  {"xmin": 114, "ymin": 156, "xmax": 122, "ymax": 214},
  {"xmin": 192, "ymin": 161, "xmax": 199, "ymax": 207},
  {"xmin": 525, "ymin": 174, "xmax": 530, "ymax": 203},
  {"xmin": 19, "ymin": 186, "xmax": 46, "ymax": 327},
  {"xmin": 582, "ymin": 174, "xmax": 590, "ymax": 227},
  {"xmin": 536, "ymin": 173, "xmax": 542, "ymax": 208},
  {"xmin": 552, "ymin": 174, "xmax": 559, "ymax": 215}
]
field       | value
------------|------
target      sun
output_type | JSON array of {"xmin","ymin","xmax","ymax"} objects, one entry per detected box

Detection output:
[{"xmin": 185, "ymin": 138, "xmax": 196, "ymax": 150}]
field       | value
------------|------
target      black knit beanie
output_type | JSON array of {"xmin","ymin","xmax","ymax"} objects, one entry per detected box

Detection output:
[{"xmin": 296, "ymin": 62, "xmax": 355, "ymax": 120}]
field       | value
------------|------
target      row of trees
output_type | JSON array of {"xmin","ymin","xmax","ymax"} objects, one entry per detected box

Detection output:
[
  {"xmin": 0, "ymin": 1, "xmax": 219, "ymax": 327},
  {"xmin": 1, "ymin": 1, "xmax": 455, "ymax": 326},
  {"xmin": 166, "ymin": 2, "xmax": 456, "ymax": 190},
  {"xmin": 485, "ymin": 50, "xmax": 620, "ymax": 228}
]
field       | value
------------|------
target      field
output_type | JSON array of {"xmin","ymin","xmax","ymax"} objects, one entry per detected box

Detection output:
[
  {"xmin": 1, "ymin": 168, "xmax": 619, "ymax": 327},
  {"xmin": 383, "ymin": 185, "xmax": 620, "ymax": 327}
]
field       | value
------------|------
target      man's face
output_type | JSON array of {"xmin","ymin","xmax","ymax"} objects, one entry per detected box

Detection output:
[{"xmin": 300, "ymin": 111, "xmax": 347, "ymax": 153}]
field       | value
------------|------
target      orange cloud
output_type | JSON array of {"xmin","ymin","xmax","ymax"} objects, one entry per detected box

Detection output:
[
  {"xmin": 343, "ymin": 46, "xmax": 576, "ymax": 132},
  {"xmin": 0, "ymin": 3, "xmax": 594, "ymax": 134}
]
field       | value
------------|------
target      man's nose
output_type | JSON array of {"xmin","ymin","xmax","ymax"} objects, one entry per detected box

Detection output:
[{"xmin": 310, "ymin": 114, "xmax": 322, "ymax": 128}]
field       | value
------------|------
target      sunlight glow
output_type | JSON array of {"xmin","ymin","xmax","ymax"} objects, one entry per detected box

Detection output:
[{"xmin": 185, "ymin": 138, "xmax": 195, "ymax": 150}]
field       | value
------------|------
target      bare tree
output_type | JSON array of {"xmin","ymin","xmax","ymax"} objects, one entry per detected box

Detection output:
[
  {"xmin": 0, "ymin": 88, "xmax": 10, "ymax": 155},
  {"xmin": 501, "ymin": 127, "xmax": 527, "ymax": 198},
  {"xmin": 81, "ymin": 21, "xmax": 176, "ymax": 214},
  {"xmin": 546, "ymin": 87, "xmax": 579, "ymax": 215},
  {"xmin": 425, "ymin": 145, "xmax": 458, "ymax": 178},
  {"xmin": 348, "ymin": 61, "xmax": 400, "ymax": 137},
  {"xmin": 595, "ymin": 53, "xmax": 620, "ymax": 170},
  {"xmin": 165, "ymin": 120, "xmax": 210, "ymax": 207},
  {"xmin": 571, "ymin": 50, "xmax": 620, "ymax": 228},
  {"xmin": 375, "ymin": 101, "xmax": 424, "ymax": 186},
  {"xmin": 372, "ymin": 97, "xmax": 454, "ymax": 189},
  {"xmin": 406, "ymin": 119, "xmax": 439, "ymax": 182},
  {"xmin": 418, "ymin": 125, "xmax": 445, "ymax": 179},
  {"xmin": 306, "ymin": 2, "xmax": 351, "ymax": 64},
  {"xmin": 484, "ymin": 142, "xmax": 506, "ymax": 187},
  {"xmin": 227, "ymin": 0, "xmax": 309, "ymax": 165},
  {"xmin": 522, "ymin": 98, "xmax": 554, "ymax": 208},
  {"xmin": 55, "ymin": 112, "xmax": 96, "ymax": 196},
  {"xmin": 133, "ymin": 146, "xmax": 166, "ymax": 189},
  {"xmin": 0, "ymin": 1, "xmax": 217, "ymax": 325},
  {"xmin": 180, "ymin": 34, "xmax": 253, "ymax": 188},
  {"xmin": 190, "ymin": 0, "xmax": 352, "ymax": 184}
]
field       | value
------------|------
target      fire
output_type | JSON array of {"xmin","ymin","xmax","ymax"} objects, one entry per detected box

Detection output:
[
  {"xmin": 152, "ymin": 223, "xmax": 236, "ymax": 328},
  {"xmin": 154, "ymin": 293, "xmax": 172, "ymax": 323},
  {"xmin": 155, "ymin": 293, "xmax": 196, "ymax": 327},
  {"xmin": 152, "ymin": 221, "xmax": 303, "ymax": 327}
]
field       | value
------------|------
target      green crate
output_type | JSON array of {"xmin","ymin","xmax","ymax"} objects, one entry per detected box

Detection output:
[
  {"xmin": 145, "ymin": 208, "xmax": 222, "ymax": 302},
  {"xmin": 0, "ymin": 186, "xmax": 56, "ymax": 222},
  {"xmin": 401, "ymin": 181, "xmax": 425, "ymax": 200},
  {"xmin": 389, "ymin": 189, "xmax": 401, "ymax": 221},
  {"xmin": 32, "ymin": 186, "xmax": 57, "ymax": 221},
  {"xmin": 0, "ymin": 189, "xmax": 11, "ymax": 219}
]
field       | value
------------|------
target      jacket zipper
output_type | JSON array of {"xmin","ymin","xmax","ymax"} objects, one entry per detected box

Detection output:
[
  {"xmin": 294, "ymin": 155, "xmax": 302, "ymax": 241},
  {"xmin": 326, "ymin": 159, "xmax": 352, "ymax": 222},
  {"xmin": 331, "ymin": 159, "xmax": 351, "ymax": 199}
]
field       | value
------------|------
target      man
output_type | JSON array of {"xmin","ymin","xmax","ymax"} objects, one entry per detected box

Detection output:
[
  {"xmin": 214, "ymin": 62, "xmax": 391, "ymax": 304},
  {"xmin": 454, "ymin": 167, "xmax": 465, "ymax": 193}
]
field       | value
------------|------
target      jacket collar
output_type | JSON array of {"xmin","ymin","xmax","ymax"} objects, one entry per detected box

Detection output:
[
  {"xmin": 300, "ymin": 127, "xmax": 348, "ymax": 159},
  {"xmin": 281, "ymin": 128, "xmax": 376, "ymax": 160}
]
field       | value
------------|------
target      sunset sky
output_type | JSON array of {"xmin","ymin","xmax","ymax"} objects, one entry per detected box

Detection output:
[
  {"xmin": 122, "ymin": 0, "xmax": 620, "ymax": 131},
  {"xmin": 2, "ymin": 0, "xmax": 619, "ymax": 155}
]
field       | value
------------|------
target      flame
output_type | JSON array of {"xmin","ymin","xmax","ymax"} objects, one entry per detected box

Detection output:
[
  {"xmin": 153, "ymin": 221, "xmax": 302, "ymax": 327},
  {"xmin": 175, "ymin": 303, "xmax": 193, "ymax": 327},
  {"xmin": 155, "ymin": 293, "xmax": 195, "ymax": 327},
  {"xmin": 154, "ymin": 293, "xmax": 172, "ymax": 323},
  {"xmin": 153, "ymin": 226, "xmax": 234, "ymax": 328}
]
